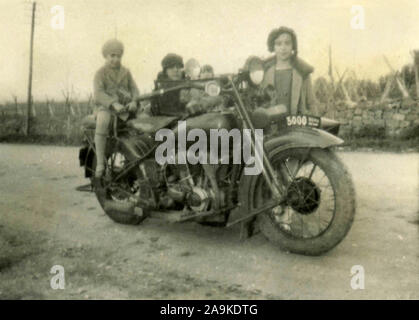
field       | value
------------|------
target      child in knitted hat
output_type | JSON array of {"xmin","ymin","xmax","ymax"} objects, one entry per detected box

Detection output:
[{"xmin": 93, "ymin": 39, "xmax": 139, "ymax": 181}]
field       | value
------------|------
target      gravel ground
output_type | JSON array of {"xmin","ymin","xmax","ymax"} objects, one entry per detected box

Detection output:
[{"xmin": 0, "ymin": 144, "xmax": 417, "ymax": 299}]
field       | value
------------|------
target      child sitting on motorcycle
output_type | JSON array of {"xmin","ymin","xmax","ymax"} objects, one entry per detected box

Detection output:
[
  {"xmin": 93, "ymin": 39, "xmax": 140, "ymax": 181},
  {"xmin": 151, "ymin": 53, "xmax": 190, "ymax": 116},
  {"xmin": 261, "ymin": 26, "xmax": 318, "ymax": 116},
  {"xmin": 199, "ymin": 65, "xmax": 214, "ymax": 79},
  {"xmin": 151, "ymin": 54, "xmax": 222, "ymax": 116}
]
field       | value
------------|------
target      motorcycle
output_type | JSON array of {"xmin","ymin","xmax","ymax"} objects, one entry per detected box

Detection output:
[{"xmin": 78, "ymin": 57, "xmax": 356, "ymax": 256}]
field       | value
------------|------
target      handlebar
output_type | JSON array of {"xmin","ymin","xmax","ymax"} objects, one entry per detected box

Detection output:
[
  {"xmin": 133, "ymin": 74, "xmax": 245, "ymax": 102},
  {"xmin": 135, "ymin": 81, "xmax": 207, "ymax": 102}
]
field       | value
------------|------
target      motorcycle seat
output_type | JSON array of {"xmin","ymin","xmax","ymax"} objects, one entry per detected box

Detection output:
[
  {"xmin": 126, "ymin": 115, "xmax": 178, "ymax": 133},
  {"xmin": 81, "ymin": 114, "xmax": 178, "ymax": 133}
]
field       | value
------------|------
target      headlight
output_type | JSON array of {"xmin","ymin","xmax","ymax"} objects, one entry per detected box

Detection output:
[
  {"xmin": 246, "ymin": 56, "xmax": 265, "ymax": 86},
  {"xmin": 205, "ymin": 81, "xmax": 221, "ymax": 97},
  {"xmin": 250, "ymin": 70, "xmax": 264, "ymax": 85}
]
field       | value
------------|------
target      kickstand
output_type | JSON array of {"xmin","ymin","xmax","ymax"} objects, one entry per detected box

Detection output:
[
  {"xmin": 239, "ymin": 217, "xmax": 257, "ymax": 241},
  {"xmin": 75, "ymin": 183, "xmax": 94, "ymax": 192}
]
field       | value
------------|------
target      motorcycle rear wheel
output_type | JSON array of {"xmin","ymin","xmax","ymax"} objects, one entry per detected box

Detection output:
[
  {"xmin": 91, "ymin": 148, "xmax": 147, "ymax": 225},
  {"xmin": 255, "ymin": 148, "xmax": 356, "ymax": 256}
]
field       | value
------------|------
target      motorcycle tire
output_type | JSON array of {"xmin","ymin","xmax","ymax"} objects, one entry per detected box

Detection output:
[
  {"xmin": 256, "ymin": 148, "xmax": 356, "ymax": 256},
  {"xmin": 91, "ymin": 152, "xmax": 147, "ymax": 226}
]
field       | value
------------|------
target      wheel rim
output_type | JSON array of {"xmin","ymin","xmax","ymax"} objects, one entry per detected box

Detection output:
[{"xmin": 254, "ymin": 151, "xmax": 336, "ymax": 239}]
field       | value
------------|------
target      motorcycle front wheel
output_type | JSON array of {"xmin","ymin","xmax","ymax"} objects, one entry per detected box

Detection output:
[{"xmin": 254, "ymin": 148, "xmax": 356, "ymax": 256}]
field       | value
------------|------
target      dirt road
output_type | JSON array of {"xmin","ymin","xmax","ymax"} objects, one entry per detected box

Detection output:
[{"xmin": 0, "ymin": 144, "xmax": 417, "ymax": 299}]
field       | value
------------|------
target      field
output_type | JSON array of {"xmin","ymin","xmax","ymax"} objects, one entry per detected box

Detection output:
[
  {"xmin": 0, "ymin": 99, "xmax": 418, "ymax": 152},
  {"xmin": 0, "ymin": 100, "xmax": 93, "ymax": 145}
]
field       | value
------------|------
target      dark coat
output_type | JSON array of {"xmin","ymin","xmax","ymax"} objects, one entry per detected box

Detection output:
[{"xmin": 152, "ymin": 72, "xmax": 188, "ymax": 116}]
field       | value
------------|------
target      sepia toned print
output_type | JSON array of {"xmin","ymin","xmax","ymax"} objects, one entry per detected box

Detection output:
[{"xmin": 0, "ymin": 0, "xmax": 417, "ymax": 301}]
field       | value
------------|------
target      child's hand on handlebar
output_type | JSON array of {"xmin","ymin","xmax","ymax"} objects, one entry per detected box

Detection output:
[
  {"xmin": 112, "ymin": 102, "xmax": 125, "ymax": 113},
  {"xmin": 127, "ymin": 101, "xmax": 138, "ymax": 113},
  {"xmin": 186, "ymin": 100, "xmax": 204, "ymax": 115},
  {"xmin": 112, "ymin": 102, "xmax": 129, "ymax": 120}
]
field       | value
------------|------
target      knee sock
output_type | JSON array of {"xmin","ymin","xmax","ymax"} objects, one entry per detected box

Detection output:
[{"xmin": 94, "ymin": 133, "xmax": 107, "ymax": 177}]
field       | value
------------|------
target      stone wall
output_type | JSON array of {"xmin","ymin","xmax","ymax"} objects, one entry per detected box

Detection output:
[
  {"xmin": 1, "ymin": 100, "xmax": 418, "ymax": 143},
  {"xmin": 324, "ymin": 99, "xmax": 419, "ymax": 138}
]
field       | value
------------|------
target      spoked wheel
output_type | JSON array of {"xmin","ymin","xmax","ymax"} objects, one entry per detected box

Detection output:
[
  {"xmin": 255, "ymin": 148, "xmax": 356, "ymax": 255},
  {"xmin": 91, "ymin": 147, "xmax": 147, "ymax": 225}
]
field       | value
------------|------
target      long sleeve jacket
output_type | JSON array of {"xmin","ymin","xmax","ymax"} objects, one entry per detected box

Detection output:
[
  {"xmin": 93, "ymin": 65, "xmax": 140, "ymax": 109},
  {"xmin": 261, "ymin": 56, "xmax": 319, "ymax": 116}
]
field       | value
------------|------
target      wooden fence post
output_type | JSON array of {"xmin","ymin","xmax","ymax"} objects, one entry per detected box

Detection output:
[
  {"xmin": 380, "ymin": 77, "xmax": 393, "ymax": 103},
  {"xmin": 70, "ymin": 104, "xmax": 76, "ymax": 116},
  {"xmin": 77, "ymin": 102, "xmax": 82, "ymax": 116},
  {"xmin": 47, "ymin": 101, "xmax": 55, "ymax": 117},
  {"xmin": 13, "ymin": 96, "xmax": 18, "ymax": 116},
  {"xmin": 412, "ymin": 50, "xmax": 419, "ymax": 99},
  {"xmin": 31, "ymin": 100, "xmax": 37, "ymax": 117},
  {"xmin": 383, "ymin": 55, "xmax": 410, "ymax": 99}
]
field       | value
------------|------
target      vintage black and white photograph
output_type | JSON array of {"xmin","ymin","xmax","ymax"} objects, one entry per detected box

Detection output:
[{"xmin": 0, "ymin": 0, "xmax": 417, "ymax": 301}]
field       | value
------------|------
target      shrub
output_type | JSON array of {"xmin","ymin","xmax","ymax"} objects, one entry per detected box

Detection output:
[
  {"xmin": 353, "ymin": 124, "xmax": 386, "ymax": 139},
  {"xmin": 399, "ymin": 124, "xmax": 419, "ymax": 140}
]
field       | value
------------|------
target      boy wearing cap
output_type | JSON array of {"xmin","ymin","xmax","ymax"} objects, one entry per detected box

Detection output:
[{"xmin": 93, "ymin": 39, "xmax": 140, "ymax": 180}]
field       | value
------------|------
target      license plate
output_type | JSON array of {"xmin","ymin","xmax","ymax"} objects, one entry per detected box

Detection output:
[{"xmin": 285, "ymin": 115, "xmax": 320, "ymax": 128}]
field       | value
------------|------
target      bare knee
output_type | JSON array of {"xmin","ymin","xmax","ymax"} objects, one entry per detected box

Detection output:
[{"xmin": 95, "ymin": 111, "xmax": 111, "ymax": 135}]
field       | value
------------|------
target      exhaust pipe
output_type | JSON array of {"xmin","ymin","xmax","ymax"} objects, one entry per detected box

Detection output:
[{"xmin": 103, "ymin": 200, "xmax": 144, "ymax": 217}]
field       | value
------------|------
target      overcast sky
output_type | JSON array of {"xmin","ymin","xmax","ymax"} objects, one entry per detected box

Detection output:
[{"xmin": 1, "ymin": 0, "xmax": 419, "ymax": 102}]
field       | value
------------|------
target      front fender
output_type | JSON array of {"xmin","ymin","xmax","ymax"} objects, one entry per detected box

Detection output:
[
  {"xmin": 264, "ymin": 126, "xmax": 343, "ymax": 154},
  {"xmin": 227, "ymin": 127, "xmax": 343, "ymax": 229}
]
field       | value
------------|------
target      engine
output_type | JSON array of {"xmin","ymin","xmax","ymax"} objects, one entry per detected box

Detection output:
[{"xmin": 135, "ymin": 159, "xmax": 231, "ymax": 214}]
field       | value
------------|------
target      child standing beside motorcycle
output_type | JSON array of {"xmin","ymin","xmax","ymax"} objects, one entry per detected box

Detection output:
[
  {"xmin": 261, "ymin": 26, "xmax": 318, "ymax": 116},
  {"xmin": 93, "ymin": 39, "xmax": 140, "ymax": 181},
  {"xmin": 259, "ymin": 27, "xmax": 319, "ymax": 230}
]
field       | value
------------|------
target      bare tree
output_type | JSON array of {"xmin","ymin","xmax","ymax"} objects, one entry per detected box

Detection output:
[
  {"xmin": 381, "ymin": 55, "xmax": 410, "ymax": 101},
  {"xmin": 45, "ymin": 95, "xmax": 54, "ymax": 117},
  {"xmin": 11, "ymin": 94, "xmax": 19, "ymax": 115}
]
